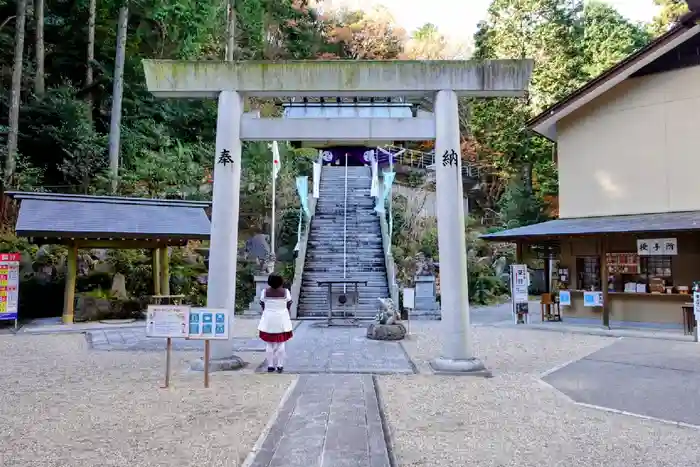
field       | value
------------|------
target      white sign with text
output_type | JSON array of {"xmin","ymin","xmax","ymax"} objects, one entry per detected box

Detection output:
[
  {"xmin": 636, "ymin": 238, "xmax": 677, "ymax": 256},
  {"xmin": 146, "ymin": 305, "xmax": 189, "ymax": 338},
  {"xmin": 511, "ymin": 264, "xmax": 529, "ymax": 304}
]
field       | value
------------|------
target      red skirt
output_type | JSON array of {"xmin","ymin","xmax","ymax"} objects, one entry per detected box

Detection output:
[{"xmin": 259, "ymin": 330, "xmax": 293, "ymax": 343}]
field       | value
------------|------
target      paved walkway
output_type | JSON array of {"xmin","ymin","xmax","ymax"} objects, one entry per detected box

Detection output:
[
  {"xmin": 248, "ymin": 374, "xmax": 390, "ymax": 467},
  {"xmin": 256, "ymin": 322, "xmax": 415, "ymax": 374},
  {"xmin": 544, "ymin": 337, "xmax": 700, "ymax": 426},
  {"xmin": 86, "ymin": 328, "xmax": 266, "ymax": 352},
  {"xmin": 85, "ymin": 321, "xmax": 411, "ymax": 467}
]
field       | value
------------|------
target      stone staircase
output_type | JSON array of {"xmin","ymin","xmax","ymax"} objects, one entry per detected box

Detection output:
[{"xmin": 297, "ymin": 166, "xmax": 390, "ymax": 319}]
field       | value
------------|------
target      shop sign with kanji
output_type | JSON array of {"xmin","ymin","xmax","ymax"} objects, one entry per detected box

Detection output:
[{"xmin": 636, "ymin": 238, "xmax": 677, "ymax": 256}]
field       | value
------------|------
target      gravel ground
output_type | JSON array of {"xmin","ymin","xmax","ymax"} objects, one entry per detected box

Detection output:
[
  {"xmin": 0, "ymin": 324, "xmax": 294, "ymax": 467},
  {"xmin": 381, "ymin": 322, "xmax": 700, "ymax": 467}
]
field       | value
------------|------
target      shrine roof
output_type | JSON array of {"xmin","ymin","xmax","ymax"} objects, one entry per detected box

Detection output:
[
  {"xmin": 5, "ymin": 192, "xmax": 211, "ymax": 242},
  {"xmin": 481, "ymin": 210, "xmax": 700, "ymax": 241}
]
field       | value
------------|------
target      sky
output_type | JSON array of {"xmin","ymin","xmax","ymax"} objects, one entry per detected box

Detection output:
[{"xmin": 327, "ymin": 0, "xmax": 661, "ymax": 40}]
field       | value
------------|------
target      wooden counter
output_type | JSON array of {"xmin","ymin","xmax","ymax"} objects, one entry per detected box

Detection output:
[{"xmin": 563, "ymin": 290, "xmax": 687, "ymax": 324}]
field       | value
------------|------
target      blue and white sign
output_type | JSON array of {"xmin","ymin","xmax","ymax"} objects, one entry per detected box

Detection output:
[
  {"xmin": 187, "ymin": 308, "xmax": 230, "ymax": 340},
  {"xmin": 559, "ymin": 290, "xmax": 571, "ymax": 307},
  {"xmin": 583, "ymin": 291, "xmax": 603, "ymax": 307}
]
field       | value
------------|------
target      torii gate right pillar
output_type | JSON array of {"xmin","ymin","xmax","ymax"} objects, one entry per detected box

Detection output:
[{"xmin": 430, "ymin": 90, "xmax": 487, "ymax": 374}]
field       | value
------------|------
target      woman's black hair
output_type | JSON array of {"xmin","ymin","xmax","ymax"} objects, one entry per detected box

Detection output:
[{"xmin": 268, "ymin": 273, "xmax": 284, "ymax": 289}]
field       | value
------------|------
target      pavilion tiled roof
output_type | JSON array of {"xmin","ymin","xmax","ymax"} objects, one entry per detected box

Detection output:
[
  {"xmin": 481, "ymin": 210, "xmax": 700, "ymax": 241},
  {"xmin": 6, "ymin": 191, "xmax": 211, "ymax": 241}
]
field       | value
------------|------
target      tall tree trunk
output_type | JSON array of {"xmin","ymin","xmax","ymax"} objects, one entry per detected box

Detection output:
[
  {"xmin": 85, "ymin": 0, "xmax": 96, "ymax": 121},
  {"xmin": 108, "ymin": 5, "xmax": 128, "ymax": 193},
  {"xmin": 6, "ymin": 0, "xmax": 28, "ymax": 183},
  {"xmin": 225, "ymin": 0, "xmax": 235, "ymax": 61},
  {"xmin": 34, "ymin": 0, "xmax": 44, "ymax": 96}
]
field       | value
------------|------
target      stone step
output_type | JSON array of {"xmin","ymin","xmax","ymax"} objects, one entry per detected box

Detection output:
[
  {"xmin": 305, "ymin": 253, "xmax": 384, "ymax": 258},
  {"xmin": 299, "ymin": 297, "xmax": 388, "ymax": 303},
  {"xmin": 299, "ymin": 293, "xmax": 388, "ymax": 299},
  {"xmin": 300, "ymin": 287, "xmax": 387, "ymax": 290}
]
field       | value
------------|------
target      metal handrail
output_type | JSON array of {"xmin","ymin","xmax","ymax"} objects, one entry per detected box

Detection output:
[
  {"xmin": 343, "ymin": 153, "xmax": 349, "ymax": 293},
  {"xmin": 380, "ymin": 144, "xmax": 480, "ymax": 177}
]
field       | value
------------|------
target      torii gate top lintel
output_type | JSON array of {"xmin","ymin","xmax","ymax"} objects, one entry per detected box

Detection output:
[{"xmin": 142, "ymin": 59, "xmax": 534, "ymax": 99}]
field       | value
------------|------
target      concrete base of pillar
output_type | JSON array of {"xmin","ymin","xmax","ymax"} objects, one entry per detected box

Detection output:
[
  {"xmin": 429, "ymin": 357, "xmax": 492, "ymax": 377},
  {"xmin": 190, "ymin": 355, "xmax": 247, "ymax": 372}
]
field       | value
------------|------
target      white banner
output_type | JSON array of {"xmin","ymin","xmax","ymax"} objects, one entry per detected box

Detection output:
[
  {"xmin": 370, "ymin": 160, "xmax": 379, "ymax": 197},
  {"xmin": 312, "ymin": 161, "xmax": 321, "ymax": 198}
]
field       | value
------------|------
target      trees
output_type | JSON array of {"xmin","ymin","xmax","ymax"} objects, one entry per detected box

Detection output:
[
  {"xmin": 582, "ymin": 1, "xmax": 652, "ymax": 78},
  {"xmin": 650, "ymin": 0, "xmax": 688, "ymax": 35},
  {"xmin": 403, "ymin": 22, "xmax": 471, "ymax": 59},
  {"xmin": 5, "ymin": 0, "xmax": 27, "ymax": 182},
  {"xmin": 324, "ymin": 6, "xmax": 405, "ymax": 59},
  {"xmin": 107, "ymin": 4, "xmax": 128, "ymax": 193}
]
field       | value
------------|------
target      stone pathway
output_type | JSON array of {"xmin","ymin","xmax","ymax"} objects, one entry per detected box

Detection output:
[
  {"xmin": 248, "ymin": 374, "xmax": 390, "ymax": 467},
  {"xmin": 255, "ymin": 321, "xmax": 415, "ymax": 374},
  {"xmin": 86, "ymin": 328, "xmax": 266, "ymax": 352},
  {"xmin": 244, "ymin": 322, "xmax": 412, "ymax": 466},
  {"xmin": 85, "ymin": 321, "xmax": 413, "ymax": 467}
]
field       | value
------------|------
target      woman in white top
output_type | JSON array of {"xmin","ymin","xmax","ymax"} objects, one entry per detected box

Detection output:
[{"xmin": 258, "ymin": 273, "xmax": 294, "ymax": 373}]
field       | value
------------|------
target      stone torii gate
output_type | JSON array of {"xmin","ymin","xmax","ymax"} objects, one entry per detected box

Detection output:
[{"xmin": 142, "ymin": 59, "xmax": 533, "ymax": 374}]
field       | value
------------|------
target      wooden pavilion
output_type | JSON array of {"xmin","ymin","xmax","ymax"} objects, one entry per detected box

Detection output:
[{"xmin": 5, "ymin": 192, "xmax": 211, "ymax": 323}]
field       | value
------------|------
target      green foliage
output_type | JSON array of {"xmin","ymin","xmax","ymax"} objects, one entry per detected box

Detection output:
[
  {"xmin": 498, "ymin": 175, "xmax": 546, "ymax": 229},
  {"xmin": 469, "ymin": 0, "xmax": 653, "ymax": 225},
  {"xmin": 582, "ymin": 1, "xmax": 652, "ymax": 78},
  {"xmin": 390, "ymin": 193, "xmax": 511, "ymax": 305},
  {"xmin": 650, "ymin": 0, "xmax": 688, "ymax": 36}
]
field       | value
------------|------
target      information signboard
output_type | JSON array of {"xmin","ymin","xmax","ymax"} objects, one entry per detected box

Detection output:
[
  {"xmin": 583, "ymin": 291, "xmax": 603, "ymax": 307},
  {"xmin": 559, "ymin": 290, "xmax": 572, "ymax": 307},
  {"xmin": 0, "ymin": 253, "xmax": 20, "ymax": 324},
  {"xmin": 402, "ymin": 288, "xmax": 415, "ymax": 310},
  {"xmin": 511, "ymin": 265, "xmax": 529, "ymax": 304},
  {"xmin": 145, "ymin": 305, "xmax": 189, "ymax": 338},
  {"xmin": 187, "ymin": 308, "xmax": 230, "ymax": 340}
]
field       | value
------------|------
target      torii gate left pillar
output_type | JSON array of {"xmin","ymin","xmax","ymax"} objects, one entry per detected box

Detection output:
[{"xmin": 143, "ymin": 59, "xmax": 533, "ymax": 373}]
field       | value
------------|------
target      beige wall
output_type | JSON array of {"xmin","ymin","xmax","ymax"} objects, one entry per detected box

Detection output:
[{"xmin": 557, "ymin": 65, "xmax": 700, "ymax": 218}]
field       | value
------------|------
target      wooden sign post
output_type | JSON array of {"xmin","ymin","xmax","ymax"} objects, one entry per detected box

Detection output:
[
  {"xmin": 145, "ymin": 304, "xmax": 189, "ymax": 388},
  {"xmin": 187, "ymin": 308, "xmax": 231, "ymax": 388}
]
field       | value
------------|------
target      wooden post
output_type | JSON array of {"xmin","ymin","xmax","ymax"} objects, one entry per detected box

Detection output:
[
  {"xmin": 152, "ymin": 248, "xmax": 161, "ymax": 296},
  {"xmin": 62, "ymin": 243, "xmax": 78, "ymax": 324},
  {"xmin": 601, "ymin": 236, "xmax": 610, "ymax": 328},
  {"xmin": 204, "ymin": 340, "xmax": 210, "ymax": 388},
  {"xmin": 159, "ymin": 247, "xmax": 170, "ymax": 296},
  {"xmin": 162, "ymin": 337, "xmax": 172, "ymax": 388},
  {"xmin": 515, "ymin": 242, "xmax": 523, "ymax": 263}
]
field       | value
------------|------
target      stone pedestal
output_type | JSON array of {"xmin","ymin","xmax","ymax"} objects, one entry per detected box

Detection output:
[
  {"xmin": 411, "ymin": 275, "xmax": 440, "ymax": 320},
  {"xmin": 243, "ymin": 274, "xmax": 269, "ymax": 318}
]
